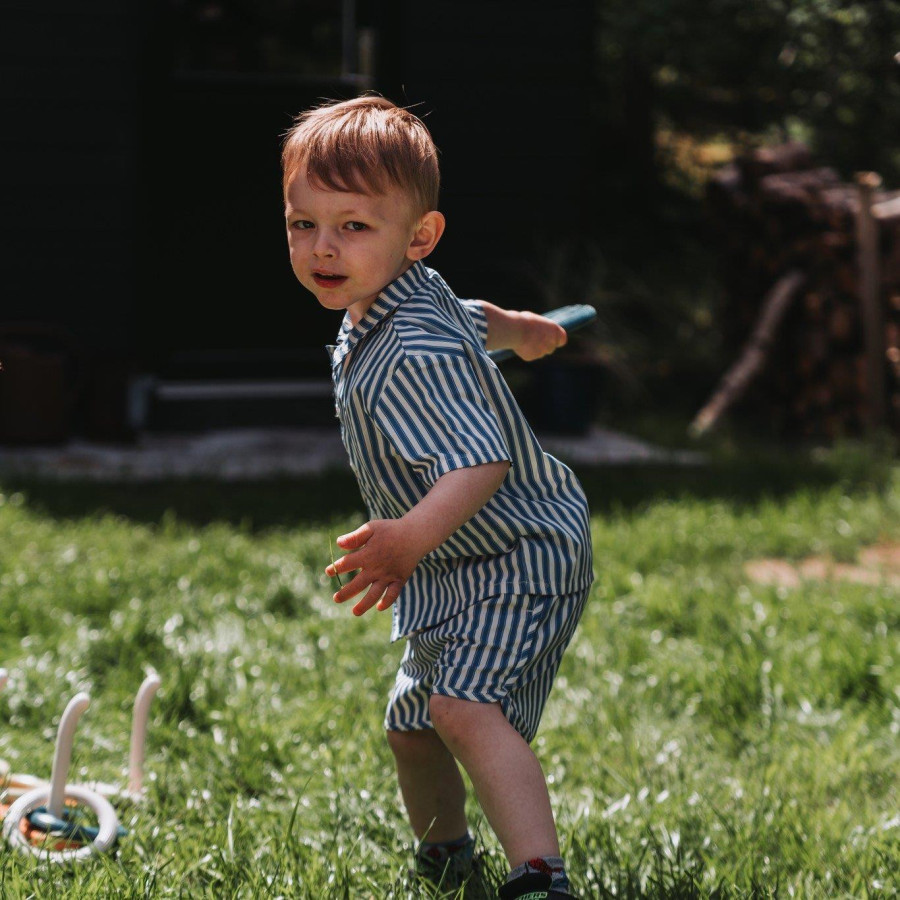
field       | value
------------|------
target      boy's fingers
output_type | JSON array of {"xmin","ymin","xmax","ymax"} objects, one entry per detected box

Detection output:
[
  {"xmin": 352, "ymin": 581, "xmax": 390, "ymax": 617},
  {"xmin": 325, "ymin": 553, "xmax": 359, "ymax": 577},
  {"xmin": 333, "ymin": 571, "xmax": 371, "ymax": 604},
  {"xmin": 376, "ymin": 584, "xmax": 402, "ymax": 612},
  {"xmin": 336, "ymin": 522, "xmax": 374, "ymax": 549}
]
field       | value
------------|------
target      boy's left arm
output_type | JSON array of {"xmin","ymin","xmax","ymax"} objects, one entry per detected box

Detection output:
[
  {"xmin": 475, "ymin": 301, "xmax": 568, "ymax": 361},
  {"xmin": 325, "ymin": 460, "xmax": 510, "ymax": 617}
]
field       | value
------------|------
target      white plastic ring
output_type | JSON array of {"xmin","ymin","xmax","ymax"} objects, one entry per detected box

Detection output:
[
  {"xmin": 3, "ymin": 784, "xmax": 120, "ymax": 863},
  {"xmin": 1, "ymin": 773, "xmax": 47, "ymax": 803}
]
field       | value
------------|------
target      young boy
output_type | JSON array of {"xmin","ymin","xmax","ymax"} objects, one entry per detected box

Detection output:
[{"xmin": 282, "ymin": 95, "xmax": 593, "ymax": 899}]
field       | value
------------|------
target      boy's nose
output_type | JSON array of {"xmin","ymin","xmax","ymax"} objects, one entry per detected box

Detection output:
[{"xmin": 313, "ymin": 232, "xmax": 337, "ymax": 257}]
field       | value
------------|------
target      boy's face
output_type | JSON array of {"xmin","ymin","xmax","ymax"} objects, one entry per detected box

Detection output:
[{"xmin": 285, "ymin": 168, "xmax": 442, "ymax": 325}]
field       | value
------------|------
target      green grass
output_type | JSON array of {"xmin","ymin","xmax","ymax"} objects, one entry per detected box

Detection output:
[{"xmin": 0, "ymin": 447, "xmax": 897, "ymax": 897}]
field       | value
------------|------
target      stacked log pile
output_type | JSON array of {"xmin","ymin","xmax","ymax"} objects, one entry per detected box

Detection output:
[{"xmin": 700, "ymin": 141, "xmax": 900, "ymax": 439}]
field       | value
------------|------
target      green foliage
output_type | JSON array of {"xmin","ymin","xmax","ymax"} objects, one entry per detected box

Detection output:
[
  {"xmin": 0, "ymin": 460, "xmax": 898, "ymax": 896},
  {"xmin": 595, "ymin": 0, "xmax": 900, "ymax": 185}
]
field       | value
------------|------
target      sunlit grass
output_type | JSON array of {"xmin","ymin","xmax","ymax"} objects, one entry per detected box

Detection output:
[{"xmin": 0, "ymin": 452, "xmax": 897, "ymax": 897}]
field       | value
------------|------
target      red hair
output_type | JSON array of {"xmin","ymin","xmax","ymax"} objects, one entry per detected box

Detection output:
[{"xmin": 281, "ymin": 95, "xmax": 440, "ymax": 214}]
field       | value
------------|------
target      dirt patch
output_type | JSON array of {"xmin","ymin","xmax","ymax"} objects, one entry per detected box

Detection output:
[{"xmin": 744, "ymin": 542, "xmax": 900, "ymax": 589}]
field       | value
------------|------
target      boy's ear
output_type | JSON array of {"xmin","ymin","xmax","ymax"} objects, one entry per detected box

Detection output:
[{"xmin": 406, "ymin": 211, "xmax": 446, "ymax": 261}]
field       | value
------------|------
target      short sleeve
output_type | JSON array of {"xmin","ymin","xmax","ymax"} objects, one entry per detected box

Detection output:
[
  {"xmin": 458, "ymin": 299, "xmax": 488, "ymax": 347},
  {"xmin": 372, "ymin": 353, "xmax": 511, "ymax": 487}
]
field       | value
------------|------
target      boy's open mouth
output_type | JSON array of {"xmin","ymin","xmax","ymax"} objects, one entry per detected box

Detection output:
[{"xmin": 313, "ymin": 272, "xmax": 348, "ymax": 288}]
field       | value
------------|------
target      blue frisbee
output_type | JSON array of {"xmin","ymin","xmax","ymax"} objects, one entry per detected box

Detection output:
[{"xmin": 488, "ymin": 304, "xmax": 597, "ymax": 363}]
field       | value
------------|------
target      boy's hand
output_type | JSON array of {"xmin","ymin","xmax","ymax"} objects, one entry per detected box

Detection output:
[
  {"xmin": 512, "ymin": 311, "xmax": 567, "ymax": 361},
  {"xmin": 324, "ymin": 463, "xmax": 509, "ymax": 618},
  {"xmin": 325, "ymin": 520, "xmax": 424, "ymax": 616}
]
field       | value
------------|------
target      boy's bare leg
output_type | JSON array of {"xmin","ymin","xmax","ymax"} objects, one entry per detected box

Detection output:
[
  {"xmin": 428, "ymin": 695, "xmax": 559, "ymax": 866},
  {"xmin": 386, "ymin": 728, "xmax": 469, "ymax": 842}
]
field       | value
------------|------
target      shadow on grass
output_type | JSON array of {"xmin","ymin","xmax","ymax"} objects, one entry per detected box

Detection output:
[
  {"xmin": 580, "ymin": 447, "xmax": 896, "ymax": 514},
  {"xmin": 0, "ymin": 469, "xmax": 367, "ymax": 530},
  {"xmin": 0, "ymin": 440, "xmax": 895, "ymax": 530}
]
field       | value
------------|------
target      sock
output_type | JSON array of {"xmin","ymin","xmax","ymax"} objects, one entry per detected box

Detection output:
[
  {"xmin": 506, "ymin": 856, "xmax": 570, "ymax": 894},
  {"xmin": 415, "ymin": 832, "xmax": 475, "ymax": 879}
]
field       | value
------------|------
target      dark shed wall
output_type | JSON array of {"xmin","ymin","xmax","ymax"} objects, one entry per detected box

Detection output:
[
  {"xmin": 378, "ymin": 1, "xmax": 594, "ymax": 306},
  {"xmin": 133, "ymin": 2, "xmax": 369, "ymax": 373},
  {"xmin": 1, "ymin": 1, "xmax": 138, "ymax": 351},
  {"xmin": 1, "ymin": 1, "xmax": 594, "ymax": 364},
  {"xmin": 135, "ymin": 73, "xmax": 351, "ymax": 373}
]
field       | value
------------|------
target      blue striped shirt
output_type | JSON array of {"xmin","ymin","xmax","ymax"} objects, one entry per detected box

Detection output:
[{"xmin": 329, "ymin": 261, "xmax": 594, "ymax": 639}]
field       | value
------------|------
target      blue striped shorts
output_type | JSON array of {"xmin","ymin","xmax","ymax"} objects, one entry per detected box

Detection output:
[{"xmin": 384, "ymin": 588, "xmax": 589, "ymax": 743}]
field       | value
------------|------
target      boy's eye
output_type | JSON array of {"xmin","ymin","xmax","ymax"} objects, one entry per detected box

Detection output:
[
  {"xmin": 292, "ymin": 220, "xmax": 314, "ymax": 230},
  {"xmin": 345, "ymin": 221, "xmax": 368, "ymax": 232}
]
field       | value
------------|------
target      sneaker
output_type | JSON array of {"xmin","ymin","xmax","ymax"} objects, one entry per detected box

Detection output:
[
  {"xmin": 414, "ymin": 851, "xmax": 491, "ymax": 898},
  {"xmin": 497, "ymin": 870, "xmax": 577, "ymax": 899}
]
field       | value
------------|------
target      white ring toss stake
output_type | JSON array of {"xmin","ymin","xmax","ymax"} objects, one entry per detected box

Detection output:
[
  {"xmin": 127, "ymin": 673, "xmax": 161, "ymax": 798},
  {"xmin": 47, "ymin": 692, "xmax": 90, "ymax": 819},
  {"xmin": 73, "ymin": 673, "xmax": 162, "ymax": 801},
  {"xmin": 2, "ymin": 693, "xmax": 117, "ymax": 862},
  {"xmin": 1, "ymin": 671, "xmax": 161, "ymax": 862}
]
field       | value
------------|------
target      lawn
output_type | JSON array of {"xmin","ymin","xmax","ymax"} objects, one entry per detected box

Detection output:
[{"xmin": 0, "ymin": 445, "xmax": 897, "ymax": 898}]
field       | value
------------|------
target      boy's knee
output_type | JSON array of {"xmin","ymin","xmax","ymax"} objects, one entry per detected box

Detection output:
[
  {"xmin": 429, "ymin": 694, "xmax": 487, "ymax": 752},
  {"xmin": 386, "ymin": 728, "xmax": 416, "ymax": 760},
  {"xmin": 386, "ymin": 727, "xmax": 442, "ymax": 764},
  {"xmin": 428, "ymin": 693, "xmax": 454, "ymax": 728}
]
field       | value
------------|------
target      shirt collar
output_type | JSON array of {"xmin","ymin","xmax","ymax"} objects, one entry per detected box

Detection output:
[{"xmin": 329, "ymin": 261, "xmax": 431, "ymax": 371}]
